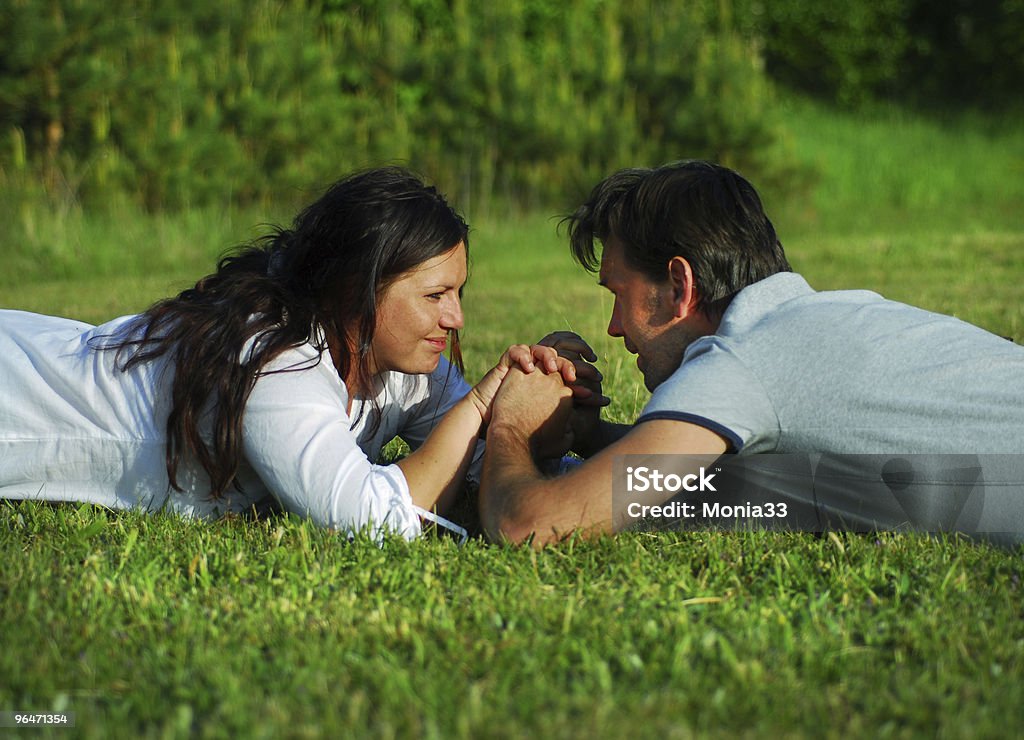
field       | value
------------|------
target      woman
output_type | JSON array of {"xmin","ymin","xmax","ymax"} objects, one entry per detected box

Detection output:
[{"xmin": 0, "ymin": 167, "xmax": 576, "ymax": 539}]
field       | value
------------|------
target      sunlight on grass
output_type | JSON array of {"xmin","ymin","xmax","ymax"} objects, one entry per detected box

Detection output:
[
  {"xmin": 766, "ymin": 97, "xmax": 1024, "ymax": 238},
  {"xmin": 2, "ymin": 98, "xmax": 1023, "ymax": 737}
]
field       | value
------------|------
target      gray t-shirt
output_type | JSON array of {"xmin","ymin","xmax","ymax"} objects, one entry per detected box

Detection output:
[{"xmin": 640, "ymin": 272, "xmax": 1024, "ymax": 455}]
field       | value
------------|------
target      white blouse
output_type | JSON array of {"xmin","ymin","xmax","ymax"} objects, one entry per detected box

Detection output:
[{"xmin": 0, "ymin": 309, "xmax": 481, "ymax": 539}]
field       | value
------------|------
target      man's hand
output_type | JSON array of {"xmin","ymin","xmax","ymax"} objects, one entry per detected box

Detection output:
[
  {"xmin": 537, "ymin": 331, "xmax": 608, "ymax": 405},
  {"xmin": 490, "ymin": 366, "xmax": 575, "ymax": 459},
  {"xmin": 538, "ymin": 331, "xmax": 610, "ymax": 455}
]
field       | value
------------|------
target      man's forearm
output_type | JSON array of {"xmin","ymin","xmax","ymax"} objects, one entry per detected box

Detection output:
[
  {"xmin": 573, "ymin": 418, "xmax": 632, "ymax": 458},
  {"xmin": 479, "ymin": 424, "xmax": 549, "ymax": 543},
  {"xmin": 595, "ymin": 420, "xmax": 632, "ymax": 453}
]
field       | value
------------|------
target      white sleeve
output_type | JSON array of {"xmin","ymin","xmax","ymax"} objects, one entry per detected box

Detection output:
[
  {"xmin": 398, "ymin": 356, "xmax": 485, "ymax": 484},
  {"xmin": 241, "ymin": 349, "xmax": 422, "ymax": 539}
]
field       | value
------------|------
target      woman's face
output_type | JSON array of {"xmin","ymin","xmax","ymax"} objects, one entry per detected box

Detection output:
[{"xmin": 369, "ymin": 241, "xmax": 467, "ymax": 376}]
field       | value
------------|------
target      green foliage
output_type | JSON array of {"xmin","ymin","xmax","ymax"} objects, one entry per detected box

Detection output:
[
  {"xmin": 2, "ymin": 1, "xmax": 1017, "ymax": 215},
  {"xmin": 0, "ymin": 0, "xmax": 788, "ymax": 212},
  {"xmin": 730, "ymin": 0, "xmax": 913, "ymax": 107},
  {"xmin": 903, "ymin": 0, "xmax": 1024, "ymax": 108},
  {"xmin": 0, "ymin": 1, "xmax": 374, "ymax": 210},
  {"xmin": 731, "ymin": 0, "xmax": 1024, "ymax": 109}
]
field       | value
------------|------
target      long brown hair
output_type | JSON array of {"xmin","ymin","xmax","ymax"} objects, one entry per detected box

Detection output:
[{"xmin": 99, "ymin": 167, "xmax": 469, "ymax": 498}]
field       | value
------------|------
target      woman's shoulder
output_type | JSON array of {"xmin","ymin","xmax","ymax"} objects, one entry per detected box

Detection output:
[
  {"xmin": 2, "ymin": 308, "xmax": 96, "ymax": 333},
  {"xmin": 1, "ymin": 309, "xmax": 145, "ymax": 350}
]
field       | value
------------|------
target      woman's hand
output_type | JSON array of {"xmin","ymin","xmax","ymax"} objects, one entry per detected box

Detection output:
[
  {"xmin": 489, "ymin": 365, "xmax": 576, "ymax": 459},
  {"xmin": 469, "ymin": 344, "xmax": 577, "ymax": 424}
]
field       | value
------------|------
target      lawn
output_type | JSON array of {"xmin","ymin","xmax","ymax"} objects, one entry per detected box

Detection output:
[{"xmin": 1, "ymin": 98, "xmax": 1023, "ymax": 738}]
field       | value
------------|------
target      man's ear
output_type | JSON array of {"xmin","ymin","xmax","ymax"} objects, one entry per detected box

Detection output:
[{"xmin": 667, "ymin": 256, "xmax": 699, "ymax": 319}]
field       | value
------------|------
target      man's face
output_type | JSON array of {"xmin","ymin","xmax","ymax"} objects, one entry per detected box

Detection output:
[{"xmin": 598, "ymin": 237, "xmax": 695, "ymax": 391}]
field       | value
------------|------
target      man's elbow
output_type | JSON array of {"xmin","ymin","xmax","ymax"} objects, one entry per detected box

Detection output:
[
  {"xmin": 486, "ymin": 505, "xmax": 579, "ymax": 548},
  {"xmin": 485, "ymin": 513, "xmax": 545, "ymax": 546},
  {"xmin": 480, "ymin": 489, "xmax": 559, "ymax": 546},
  {"xmin": 481, "ymin": 494, "xmax": 530, "ymax": 545}
]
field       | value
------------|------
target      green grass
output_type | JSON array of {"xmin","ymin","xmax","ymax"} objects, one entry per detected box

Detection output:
[
  {"xmin": 764, "ymin": 97, "xmax": 1024, "ymax": 238},
  {"xmin": 3, "ymin": 504, "xmax": 1022, "ymax": 738},
  {"xmin": 2, "ymin": 98, "xmax": 1024, "ymax": 737}
]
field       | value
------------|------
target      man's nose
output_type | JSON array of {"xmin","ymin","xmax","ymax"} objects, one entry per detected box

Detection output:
[{"xmin": 607, "ymin": 302, "xmax": 623, "ymax": 337}]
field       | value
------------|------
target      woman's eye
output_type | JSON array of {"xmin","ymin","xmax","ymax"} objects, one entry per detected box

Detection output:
[{"xmin": 427, "ymin": 292, "xmax": 444, "ymax": 301}]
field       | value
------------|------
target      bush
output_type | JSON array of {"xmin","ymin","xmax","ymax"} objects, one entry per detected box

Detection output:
[
  {"xmin": 0, "ymin": 0, "xmax": 790, "ymax": 213},
  {"xmin": 731, "ymin": 0, "xmax": 1024, "ymax": 110}
]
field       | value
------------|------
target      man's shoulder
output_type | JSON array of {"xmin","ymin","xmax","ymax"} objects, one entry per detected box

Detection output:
[
  {"xmin": 721, "ymin": 272, "xmax": 889, "ymax": 338},
  {"xmin": 717, "ymin": 272, "xmax": 814, "ymax": 332}
]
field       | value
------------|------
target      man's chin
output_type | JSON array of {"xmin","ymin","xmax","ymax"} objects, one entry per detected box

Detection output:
[
  {"xmin": 636, "ymin": 358, "xmax": 653, "ymax": 391},
  {"xmin": 639, "ymin": 366, "xmax": 655, "ymax": 392},
  {"xmin": 640, "ymin": 365, "xmax": 672, "ymax": 392}
]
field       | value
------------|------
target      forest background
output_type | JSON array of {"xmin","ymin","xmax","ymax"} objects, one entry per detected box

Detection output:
[{"xmin": 2, "ymin": 0, "xmax": 1021, "ymax": 216}]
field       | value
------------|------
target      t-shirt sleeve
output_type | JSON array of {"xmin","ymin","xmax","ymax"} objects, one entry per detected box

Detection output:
[
  {"xmin": 241, "ymin": 349, "xmax": 421, "ymax": 539},
  {"xmin": 398, "ymin": 356, "xmax": 485, "ymax": 485},
  {"xmin": 637, "ymin": 337, "xmax": 780, "ymax": 453}
]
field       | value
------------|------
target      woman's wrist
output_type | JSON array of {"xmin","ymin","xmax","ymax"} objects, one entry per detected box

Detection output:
[{"xmin": 463, "ymin": 386, "xmax": 491, "ymax": 427}]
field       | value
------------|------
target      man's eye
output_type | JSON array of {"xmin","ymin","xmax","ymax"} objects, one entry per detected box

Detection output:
[{"xmin": 427, "ymin": 292, "xmax": 444, "ymax": 300}]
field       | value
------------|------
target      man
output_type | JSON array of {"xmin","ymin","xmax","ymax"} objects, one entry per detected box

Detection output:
[{"xmin": 481, "ymin": 161, "xmax": 1024, "ymax": 545}]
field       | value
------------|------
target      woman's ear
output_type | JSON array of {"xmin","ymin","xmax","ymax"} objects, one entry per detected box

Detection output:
[{"xmin": 667, "ymin": 256, "xmax": 698, "ymax": 319}]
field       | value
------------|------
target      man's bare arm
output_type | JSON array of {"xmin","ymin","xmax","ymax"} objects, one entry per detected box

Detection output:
[
  {"xmin": 583, "ymin": 419, "xmax": 632, "ymax": 455},
  {"xmin": 480, "ymin": 369, "xmax": 728, "ymax": 545}
]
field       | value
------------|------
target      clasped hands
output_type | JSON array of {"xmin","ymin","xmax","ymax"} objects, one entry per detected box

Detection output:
[{"xmin": 471, "ymin": 332, "xmax": 609, "ymax": 459}]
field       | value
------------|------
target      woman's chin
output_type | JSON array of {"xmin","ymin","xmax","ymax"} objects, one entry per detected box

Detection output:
[{"xmin": 391, "ymin": 354, "xmax": 442, "ymax": 376}]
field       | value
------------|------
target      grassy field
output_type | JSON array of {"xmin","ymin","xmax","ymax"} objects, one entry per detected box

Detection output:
[{"xmin": 2, "ymin": 99, "xmax": 1023, "ymax": 737}]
